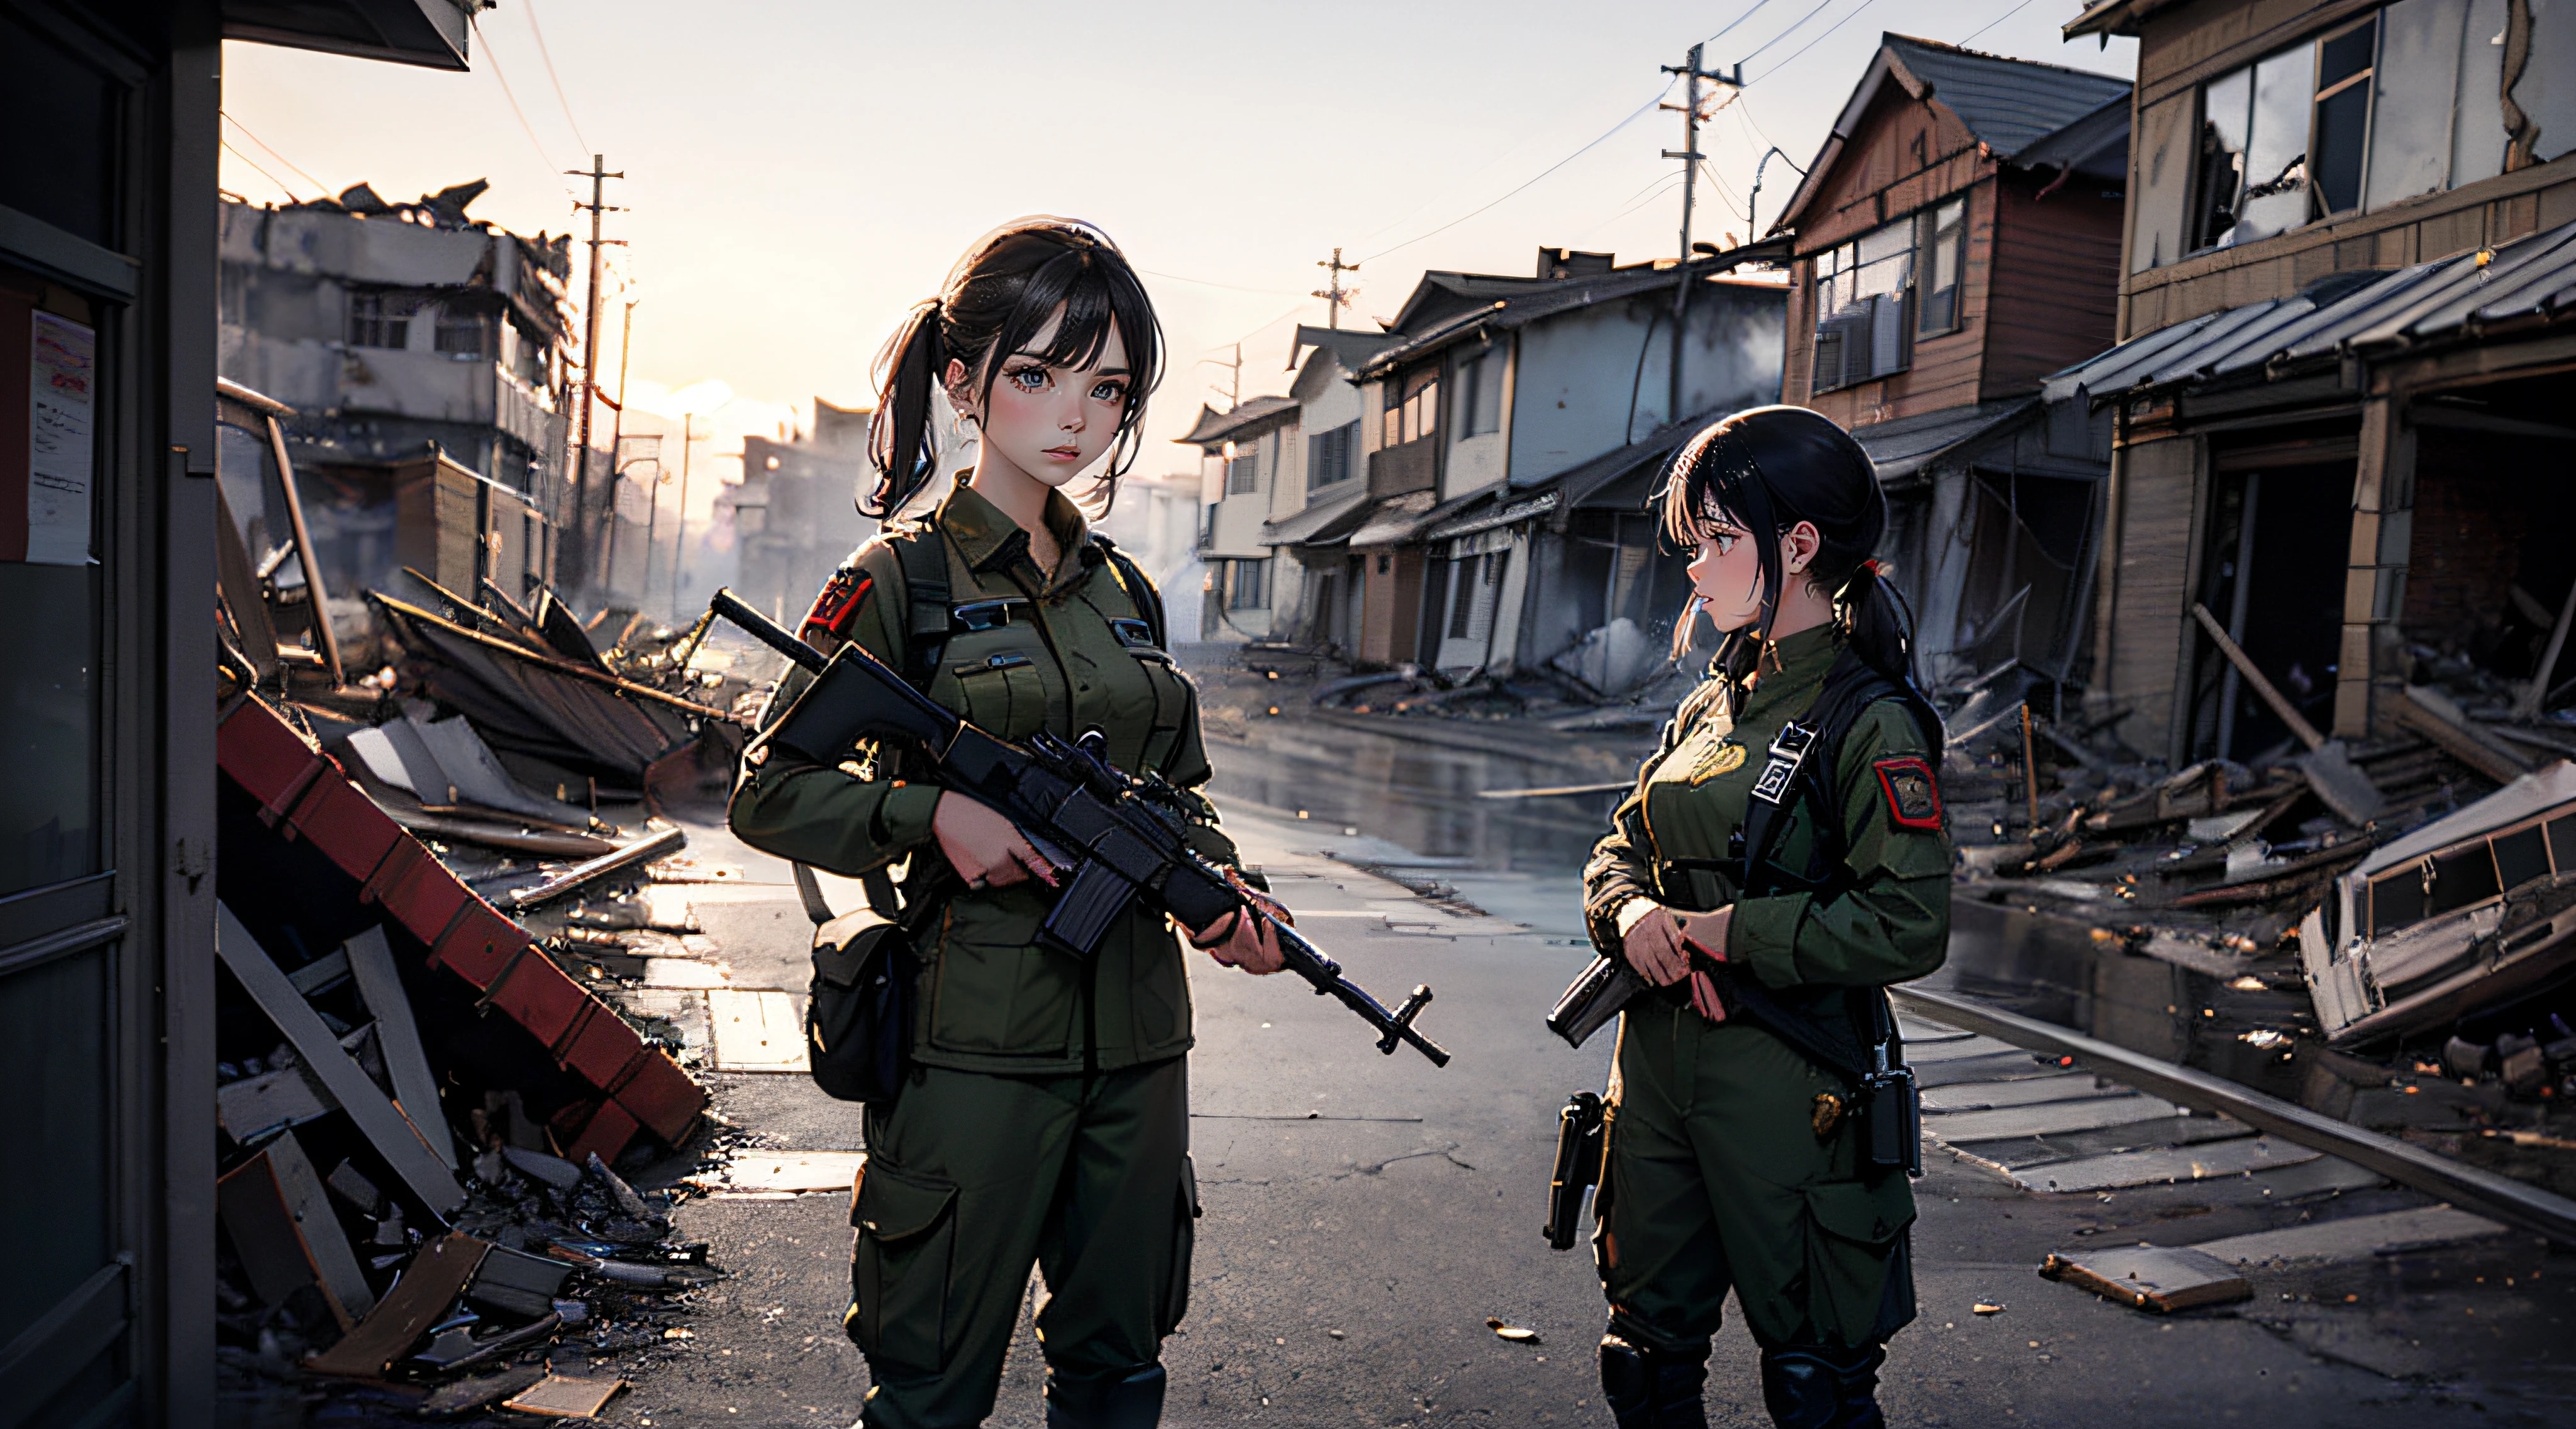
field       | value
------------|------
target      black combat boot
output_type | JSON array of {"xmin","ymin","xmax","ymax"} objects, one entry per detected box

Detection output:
[
  {"xmin": 1598, "ymin": 1334, "xmax": 1710, "ymax": 1428},
  {"xmin": 1043, "ymin": 1362, "xmax": 1167, "ymax": 1429},
  {"xmin": 1757, "ymin": 1343, "xmax": 1885, "ymax": 1429}
]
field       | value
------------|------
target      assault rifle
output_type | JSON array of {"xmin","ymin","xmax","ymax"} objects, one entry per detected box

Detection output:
[{"xmin": 710, "ymin": 588, "xmax": 1449, "ymax": 1067}]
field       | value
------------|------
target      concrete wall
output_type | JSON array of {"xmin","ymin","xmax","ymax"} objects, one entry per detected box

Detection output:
[{"xmin": 1507, "ymin": 278, "xmax": 1786, "ymax": 487}]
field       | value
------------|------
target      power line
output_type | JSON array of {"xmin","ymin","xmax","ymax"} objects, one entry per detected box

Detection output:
[
  {"xmin": 1360, "ymin": 84, "xmax": 1673, "ymax": 264},
  {"xmin": 1135, "ymin": 267, "xmax": 1309, "ymax": 297},
  {"xmin": 221, "ymin": 113, "xmax": 328, "ymax": 194},
  {"xmin": 520, "ymin": 1, "xmax": 592, "ymax": 155},
  {"xmin": 219, "ymin": 138, "xmax": 304, "ymax": 203},
  {"xmin": 1704, "ymin": 0, "xmax": 1785, "ymax": 45},
  {"xmin": 469, "ymin": 13, "xmax": 580, "ymax": 197},
  {"xmin": 1736, "ymin": 0, "xmax": 1843, "ymax": 67},
  {"xmin": 1750, "ymin": 0, "xmax": 1896, "ymax": 84},
  {"xmin": 1958, "ymin": 0, "xmax": 2041, "ymax": 46}
]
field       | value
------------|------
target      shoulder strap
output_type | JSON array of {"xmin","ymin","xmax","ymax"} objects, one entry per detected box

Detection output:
[
  {"xmin": 1739, "ymin": 650, "xmax": 1900, "ymax": 898},
  {"xmin": 1091, "ymin": 535, "xmax": 1166, "ymax": 648},
  {"xmin": 889, "ymin": 524, "xmax": 952, "ymax": 691}
]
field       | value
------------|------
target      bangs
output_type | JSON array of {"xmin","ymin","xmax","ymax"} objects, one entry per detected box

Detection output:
[
  {"xmin": 1657, "ymin": 425, "xmax": 1758, "ymax": 548},
  {"xmin": 985, "ymin": 247, "xmax": 1159, "ymax": 395}
]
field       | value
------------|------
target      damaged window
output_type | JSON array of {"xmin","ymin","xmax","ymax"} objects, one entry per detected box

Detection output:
[
  {"xmin": 1810, "ymin": 215, "xmax": 1916, "ymax": 393},
  {"xmin": 347, "ymin": 290, "xmax": 423, "ymax": 350},
  {"xmin": 2197, "ymin": 45, "xmax": 2319, "ymax": 249},
  {"xmin": 2367, "ymin": 811, "xmax": 2576, "ymax": 937},
  {"xmin": 2311, "ymin": 15, "xmax": 2380, "ymax": 216},
  {"xmin": 2510, "ymin": 0, "xmax": 2576, "ymax": 164},
  {"xmin": 1915, "ymin": 198, "xmax": 1966, "ymax": 336}
]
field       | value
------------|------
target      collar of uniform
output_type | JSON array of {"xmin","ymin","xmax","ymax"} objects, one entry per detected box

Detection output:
[
  {"xmin": 1737, "ymin": 622, "xmax": 1843, "ymax": 722},
  {"xmin": 937, "ymin": 479, "xmax": 1092, "ymax": 583}
]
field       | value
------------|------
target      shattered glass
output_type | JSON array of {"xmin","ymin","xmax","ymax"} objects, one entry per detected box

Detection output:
[
  {"xmin": 2234, "ymin": 47, "xmax": 2318, "ymax": 247},
  {"xmin": 2368, "ymin": 0, "xmax": 2471, "ymax": 209},
  {"xmin": 2194, "ymin": 67, "xmax": 2253, "ymax": 250}
]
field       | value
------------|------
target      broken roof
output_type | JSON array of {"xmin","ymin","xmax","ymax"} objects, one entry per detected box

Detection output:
[
  {"xmin": 1774, "ymin": 33, "xmax": 2131, "ymax": 235},
  {"xmin": 1290, "ymin": 325, "xmax": 1399, "ymax": 376},
  {"xmin": 1175, "ymin": 394, "xmax": 1299, "ymax": 449},
  {"xmin": 1352, "ymin": 241, "xmax": 1793, "ymax": 381},
  {"xmin": 1847, "ymin": 398, "xmax": 2040, "ymax": 483},
  {"xmin": 2043, "ymin": 220, "xmax": 2576, "ymax": 407},
  {"xmin": 2063, "ymin": 0, "xmax": 2182, "ymax": 40}
]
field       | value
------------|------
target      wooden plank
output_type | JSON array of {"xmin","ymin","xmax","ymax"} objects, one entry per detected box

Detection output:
[
  {"xmin": 1921, "ymin": 1074, "xmax": 2131, "ymax": 1114},
  {"xmin": 342, "ymin": 925, "xmax": 455, "ymax": 1170},
  {"xmin": 2007, "ymin": 1135, "xmax": 2319, "ymax": 1193},
  {"xmin": 2191, "ymin": 1206, "xmax": 2508, "ymax": 1265},
  {"xmin": 2394, "ymin": 685, "xmax": 2531, "ymax": 784},
  {"xmin": 216, "ymin": 1059, "xmax": 336, "ymax": 1143},
  {"xmin": 706, "ymin": 988, "xmax": 809, "ymax": 1072},
  {"xmin": 305, "ymin": 1232, "xmax": 489, "ymax": 1380},
  {"xmin": 262, "ymin": 1130, "xmax": 376, "ymax": 1321},
  {"xmin": 215, "ymin": 903, "xmax": 464, "ymax": 1216},
  {"xmin": 2191, "ymin": 602, "xmax": 2326, "ymax": 750},
  {"xmin": 1925, "ymin": 1092, "xmax": 2183, "ymax": 1142},
  {"xmin": 2041, "ymin": 1245, "xmax": 2252, "ymax": 1313}
]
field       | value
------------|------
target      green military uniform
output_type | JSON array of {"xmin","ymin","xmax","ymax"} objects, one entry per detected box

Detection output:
[
  {"xmin": 1581, "ymin": 623, "xmax": 1951, "ymax": 1358},
  {"xmin": 730, "ymin": 481, "xmax": 1236, "ymax": 1428}
]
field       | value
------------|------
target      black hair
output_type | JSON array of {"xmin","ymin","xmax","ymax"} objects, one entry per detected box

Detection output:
[
  {"xmin": 1658, "ymin": 404, "xmax": 1939, "ymax": 752},
  {"xmin": 865, "ymin": 216, "xmax": 1165, "ymax": 518}
]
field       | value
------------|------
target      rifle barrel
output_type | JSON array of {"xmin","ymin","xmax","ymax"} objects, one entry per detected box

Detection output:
[{"xmin": 710, "ymin": 587, "xmax": 828, "ymax": 675}]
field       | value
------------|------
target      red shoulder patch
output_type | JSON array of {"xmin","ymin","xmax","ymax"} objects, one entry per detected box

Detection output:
[
  {"xmin": 1872, "ymin": 755, "xmax": 1944, "ymax": 831},
  {"xmin": 802, "ymin": 568, "xmax": 874, "ymax": 643}
]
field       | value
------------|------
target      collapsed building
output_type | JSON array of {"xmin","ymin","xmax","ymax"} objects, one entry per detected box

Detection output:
[{"xmin": 721, "ymin": 398, "xmax": 877, "ymax": 631}]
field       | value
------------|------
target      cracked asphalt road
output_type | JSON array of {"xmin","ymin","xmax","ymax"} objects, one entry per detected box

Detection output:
[{"xmin": 601, "ymin": 787, "xmax": 2572, "ymax": 1428}]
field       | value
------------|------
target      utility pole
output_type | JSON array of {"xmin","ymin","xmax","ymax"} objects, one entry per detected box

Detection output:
[
  {"xmin": 1659, "ymin": 46, "xmax": 1740, "ymax": 430},
  {"xmin": 567, "ymin": 153, "xmax": 625, "ymax": 599},
  {"xmin": 1202, "ymin": 343, "xmax": 1242, "ymax": 408},
  {"xmin": 601, "ymin": 298, "xmax": 636, "ymax": 594},
  {"xmin": 1313, "ymin": 248, "xmax": 1359, "ymax": 330},
  {"xmin": 670, "ymin": 412, "xmax": 695, "ymax": 622}
]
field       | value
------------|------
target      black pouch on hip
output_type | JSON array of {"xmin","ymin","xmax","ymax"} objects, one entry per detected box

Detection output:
[{"xmin": 799, "ymin": 865, "xmax": 927, "ymax": 1106}]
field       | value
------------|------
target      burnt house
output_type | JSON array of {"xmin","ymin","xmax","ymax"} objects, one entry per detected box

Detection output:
[
  {"xmin": 2063, "ymin": 0, "xmax": 2576, "ymax": 762},
  {"xmin": 1773, "ymin": 34, "xmax": 2133, "ymax": 687}
]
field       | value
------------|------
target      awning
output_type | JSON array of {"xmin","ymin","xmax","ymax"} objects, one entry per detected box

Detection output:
[
  {"xmin": 2045, "ymin": 219, "xmax": 2576, "ymax": 408},
  {"xmin": 1430, "ymin": 491, "xmax": 1558, "ymax": 542},
  {"xmin": 1349, "ymin": 489, "xmax": 1474, "ymax": 548},
  {"xmin": 1259, "ymin": 485, "xmax": 1374, "ymax": 547},
  {"xmin": 1846, "ymin": 398, "xmax": 2040, "ymax": 484}
]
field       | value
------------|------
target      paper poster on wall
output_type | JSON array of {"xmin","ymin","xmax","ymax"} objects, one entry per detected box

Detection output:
[{"xmin": 27, "ymin": 312, "xmax": 96, "ymax": 565}]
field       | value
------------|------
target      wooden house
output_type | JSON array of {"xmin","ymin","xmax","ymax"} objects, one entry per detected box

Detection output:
[{"xmin": 1773, "ymin": 34, "xmax": 2133, "ymax": 686}]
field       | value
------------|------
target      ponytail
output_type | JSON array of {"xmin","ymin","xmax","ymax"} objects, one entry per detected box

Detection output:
[
  {"xmin": 1838, "ymin": 559, "xmax": 1944, "ymax": 760},
  {"xmin": 864, "ymin": 301, "xmax": 946, "ymax": 518}
]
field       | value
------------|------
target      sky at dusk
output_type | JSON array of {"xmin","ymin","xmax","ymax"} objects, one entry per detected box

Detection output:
[{"xmin": 218, "ymin": 0, "xmax": 2136, "ymax": 525}]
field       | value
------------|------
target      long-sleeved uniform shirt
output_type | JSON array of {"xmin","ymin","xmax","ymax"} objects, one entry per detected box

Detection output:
[
  {"xmin": 1582, "ymin": 623, "xmax": 1952, "ymax": 1005},
  {"xmin": 728, "ymin": 482, "xmax": 1241, "ymax": 1076}
]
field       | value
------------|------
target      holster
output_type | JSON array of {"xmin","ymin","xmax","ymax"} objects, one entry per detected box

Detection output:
[{"xmin": 1543, "ymin": 1089, "xmax": 1607, "ymax": 1250}]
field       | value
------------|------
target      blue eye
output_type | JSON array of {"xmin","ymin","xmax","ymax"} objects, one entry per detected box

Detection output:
[
  {"xmin": 1091, "ymin": 380, "xmax": 1126, "ymax": 403},
  {"xmin": 1008, "ymin": 367, "xmax": 1049, "ymax": 391}
]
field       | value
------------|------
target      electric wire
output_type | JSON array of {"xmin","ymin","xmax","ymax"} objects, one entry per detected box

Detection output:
[
  {"xmin": 1358, "ymin": 84, "xmax": 1674, "ymax": 264},
  {"xmin": 1704, "ymin": 0, "xmax": 1785, "ymax": 45},
  {"xmin": 520, "ymin": 0, "xmax": 592, "ymax": 155},
  {"xmin": 1735, "ymin": 0, "xmax": 1845, "ymax": 67},
  {"xmin": 1748, "ymin": 0, "xmax": 1896, "ymax": 85},
  {"xmin": 469, "ymin": 13, "xmax": 581, "ymax": 197},
  {"xmin": 1958, "ymin": 0, "xmax": 2041, "ymax": 47},
  {"xmin": 218, "ymin": 139, "xmax": 304, "ymax": 203},
  {"xmin": 220, "ymin": 113, "xmax": 328, "ymax": 195}
]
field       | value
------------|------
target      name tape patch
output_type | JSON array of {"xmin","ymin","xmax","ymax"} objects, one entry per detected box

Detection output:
[{"xmin": 1872, "ymin": 755, "xmax": 1945, "ymax": 831}]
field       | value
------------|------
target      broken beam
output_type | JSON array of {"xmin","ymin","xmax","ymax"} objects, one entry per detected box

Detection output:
[
  {"xmin": 2191, "ymin": 603, "xmax": 2324, "ymax": 751},
  {"xmin": 216, "ymin": 903, "xmax": 465, "ymax": 1216}
]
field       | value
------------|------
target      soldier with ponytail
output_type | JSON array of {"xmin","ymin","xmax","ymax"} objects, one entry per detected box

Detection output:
[
  {"xmin": 731, "ymin": 218, "xmax": 1285, "ymax": 1429},
  {"xmin": 1577, "ymin": 406, "xmax": 1953, "ymax": 1429}
]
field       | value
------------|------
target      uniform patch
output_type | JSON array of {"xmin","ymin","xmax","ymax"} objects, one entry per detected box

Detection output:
[
  {"xmin": 802, "ymin": 568, "xmax": 874, "ymax": 643},
  {"xmin": 1687, "ymin": 740, "xmax": 1748, "ymax": 784},
  {"xmin": 1873, "ymin": 755, "xmax": 1945, "ymax": 830}
]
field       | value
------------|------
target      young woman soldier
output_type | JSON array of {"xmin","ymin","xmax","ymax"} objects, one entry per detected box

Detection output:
[
  {"xmin": 728, "ymin": 218, "xmax": 1289, "ymax": 1429},
  {"xmin": 1580, "ymin": 405, "xmax": 1951, "ymax": 1429}
]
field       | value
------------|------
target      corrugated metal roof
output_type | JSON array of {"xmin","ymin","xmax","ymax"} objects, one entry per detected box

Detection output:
[
  {"xmin": 2044, "ymin": 220, "xmax": 2576, "ymax": 405},
  {"xmin": 1353, "ymin": 244, "xmax": 1792, "ymax": 381},
  {"xmin": 1882, "ymin": 35, "xmax": 2131, "ymax": 158},
  {"xmin": 1846, "ymin": 398, "xmax": 2038, "ymax": 481},
  {"xmin": 1258, "ymin": 484, "xmax": 1373, "ymax": 547}
]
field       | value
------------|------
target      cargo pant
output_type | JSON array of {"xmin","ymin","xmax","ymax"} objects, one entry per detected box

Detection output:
[
  {"xmin": 850, "ymin": 1057, "xmax": 1196, "ymax": 1429},
  {"xmin": 1594, "ymin": 998, "xmax": 1916, "ymax": 1354}
]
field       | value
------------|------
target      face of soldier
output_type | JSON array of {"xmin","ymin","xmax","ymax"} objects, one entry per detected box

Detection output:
[
  {"xmin": 1685, "ymin": 514, "xmax": 1821, "ymax": 634},
  {"xmin": 949, "ymin": 306, "xmax": 1133, "ymax": 491}
]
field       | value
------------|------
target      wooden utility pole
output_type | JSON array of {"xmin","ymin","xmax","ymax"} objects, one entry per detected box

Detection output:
[
  {"xmin": 670, "ymin": 412, "xmax": 695, "ymax": 621},
  {"xmin": 1202, "ymin": 343, "xmax": 1242, "ymax": 408},
  {"xmin": 567, "ymin": 153, "xmax": 624, "ymax": 593},
  {"xmin": 1313, "ymin": 248, "xmax": 1359, "ymax": 330},
  {"xmin": 600, "ymin": 299, "xmax": 636, "ymax": 592},
  {"xmin": 1659, "ymin": 47, "xmax": 1740, "ymax": 428}
]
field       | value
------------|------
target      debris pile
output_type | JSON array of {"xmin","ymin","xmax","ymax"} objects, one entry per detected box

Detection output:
[{"xmin": 204, "ymin": 398, "xmax": 779, "ymax": 1415}]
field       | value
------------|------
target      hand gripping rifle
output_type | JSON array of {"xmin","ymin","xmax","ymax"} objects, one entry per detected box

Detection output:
[{"xmin": 711, "ymin": 588, "xmax": 1449, "ymax": 1067}]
